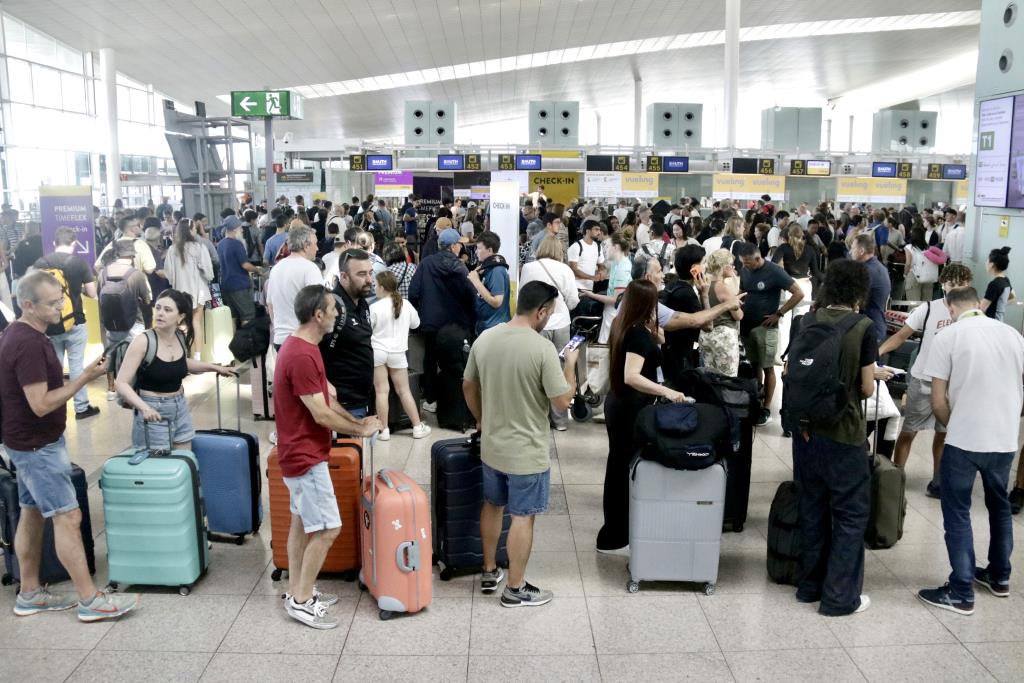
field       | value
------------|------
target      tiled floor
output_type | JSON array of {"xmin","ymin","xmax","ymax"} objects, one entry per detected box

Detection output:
[{"xmin": 2, "ymin": 372, "xmax": 1024, "ymax": 682}]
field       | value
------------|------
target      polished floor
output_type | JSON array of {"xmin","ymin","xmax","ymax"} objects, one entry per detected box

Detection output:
[{"xmin": 2, "ymin": 369, "xmax": 1023, "ymax": 683}]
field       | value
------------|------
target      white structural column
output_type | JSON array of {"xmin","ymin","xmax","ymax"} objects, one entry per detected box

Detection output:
[
  {"xmin": 633, "ymin": 73, "xmax": 642, "ymax": 148},
  {"xmin": 723, "ymin": 0, "xmax": 740, "ymax": 149},
  {"xmin": 99, "ymin": 48, "xmax": 121, "ymax": 207}
]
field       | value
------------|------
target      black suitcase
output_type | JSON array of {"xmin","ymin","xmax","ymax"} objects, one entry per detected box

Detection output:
[
  {"xmin": 767, "ymin": 481, "xmax": 802, "ymax": 586},
  {"xmin": 1, "ymin": 459, "xmax": 95, "ymax": 586},
  {"xmin": 676, "ymin": 369, "xmax": 757, "ymax": 532},
  {"xmin": 431, "ymin": 435, "xmax": 510, "ymax": 580},
  {"xmin": 435, "ymin": 324, "xmax": 474, "ymax": 432}
]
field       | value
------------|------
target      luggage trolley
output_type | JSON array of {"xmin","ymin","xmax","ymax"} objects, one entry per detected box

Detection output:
[{"xmin": 569, "ymin": 300, "xmax": 605, "ymax": 422}]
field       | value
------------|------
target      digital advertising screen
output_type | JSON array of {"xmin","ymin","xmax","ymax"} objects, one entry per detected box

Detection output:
[
  {"xmin": 662, "ymin": 156, "xmax": 690, "ymax": 172},
  {"xmin": 975, "ymin": 95, "xmax": 1014, "ymax": 207},
  {"xmin": 871, "ymin": 162, "xmax": 897, "ymax": 178},
  {"xmin": 437, "ymin": 154, "xmax": 465, "ymax": 171},
  {"xmin": 941, "ymin": 164, "xmax": 967, "ymax": 180},
  {"xmin": 366, "ymin": 154, "xmax": 393, "ymax": 171},
  {"xmin": 1008, "ymin": 95, "xmax": 1024, "ymax": 209},
  {"xmin": 806, "ymin": 160, "xmax": 832, "ymax": 176},
  {"xmin": 515, "ymin": 154, "xmax": 542, "ymax": 171}
]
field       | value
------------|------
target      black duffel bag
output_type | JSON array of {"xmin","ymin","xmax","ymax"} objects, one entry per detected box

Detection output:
[
  {"xmin": 229, "ymin": 314, "xmax": 271, "ymax": 363},
  {"xmin": 633, "ymin": 401, "xmax": 731, "ymax": 470}
]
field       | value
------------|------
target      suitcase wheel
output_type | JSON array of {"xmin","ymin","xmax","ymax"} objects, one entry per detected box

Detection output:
[
  {"xmin": 341, "ymin": 569, "xmax": 359, "ymax": 582},
  {"xmin": 571, "ymin": 398, "xmax": 593, "ymax": 422},
  {"xmin": 585, "ymin": 391, "xmax": 604, "ymax": 409},
  {"xmin": 626, "ymin": 581, "xmax": 639, "ymax": 594},
  {"xmin": 439, "ymin": 567, "xmax": 453, "ymax": 581},
  {"xmin": 271, "ymin": 568, "xmax": 284, "ymax": 582},
  {"xmin": 178, "ymin": 585, "xmax": 191, "ymax": 597},
  {"xmin": 235, "ymin": 535, "xmax": 245, "ymax": 546},
  {"xmin": 358, "ymin": 581, "xmax": 368, "ymax": 592},
  {"xmin": 703, "ymin": 583, "xmax": 715, "ymax": 596},
  {"xmin": 1, "ymin": 574, "xmax": 12, "ymax": 586},
  {"xmin": 106, "ymin": 582, "xmax": 118, "ymax": 592},
  {"xmin": 378, "ymin": 609, "xmax": 394, "ymax": 621}
]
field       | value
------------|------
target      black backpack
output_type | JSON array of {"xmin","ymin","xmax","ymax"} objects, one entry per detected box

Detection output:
[
  {"xmin": 99, "ymin": 267, "xmax": 139, "ymax": 332},
  {"xmin": 633, "ymin": 401, "xmax": 732, "ymax": 471},
  {"xmin": 780, "ymin": 310, "xmax": 868, "ymax": 434},
  {"xmin": 767, "ymin": 481, "xmax": 802, "ymax": 585}
]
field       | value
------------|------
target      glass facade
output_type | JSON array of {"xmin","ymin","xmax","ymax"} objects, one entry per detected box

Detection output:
[{"xmin": 0, "ymin": 13, "xmax": 187, "ymax": 216}]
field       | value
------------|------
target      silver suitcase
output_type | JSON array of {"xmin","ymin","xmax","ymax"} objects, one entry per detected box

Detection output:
[{"xmin": 627, "ymin": 458, "xmax": 726, "ymax": 595}]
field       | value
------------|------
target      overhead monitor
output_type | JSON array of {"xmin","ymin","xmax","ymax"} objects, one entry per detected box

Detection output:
[
  {"xmin": 805, "ymin": 160, "xmax": 831, "ymax": 176},
  {"xmin": 732, "ymin": 158, "xmax": 758, "ymax": 174},
  {"xmin": 662, "ymin": 156, "xmax": 690, "ymax": 172},
  {"xmin": 941, "ymin": 164, "xmax": 967, "ymax": 180},
  {"xmin": 871, "ymin": 161, "xmax": 898, "ymax": 178},
  {"xmin": 365, "ymin": 154, "xmax": 393, "ymax": 171},
  {"xmin": 586, "ymin": 155, "xmax": 614, "ymax": 171},
  {"xmin": 514, "ymin": 154, "xmax": 542, "ymax": 171},
  {"xmin": 437, "ymin": 154, "xmax": 465, "ymax": 171}
]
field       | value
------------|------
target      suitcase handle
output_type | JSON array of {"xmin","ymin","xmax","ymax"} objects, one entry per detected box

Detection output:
[
  {"xmin": 214, "ymin": 368, "xmax": 242, "ymax": 432},
  {"xmin": 132, "ymin": 420, "xmax": 173, "ymax": 464},
  {"xmin": 377, "ymin": 468, "xmax": 397, "ymax": 490},
  {"xmin": 396, "ymin": 540, "xmax": 419, "ymax": 572}
]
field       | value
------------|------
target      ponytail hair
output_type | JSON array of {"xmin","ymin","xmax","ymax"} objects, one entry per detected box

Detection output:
[
  {"xmin": 375, "ymin": 270, "xmax": 402, "ymax": 319},
  {"xmin": 989, "ymin": 246, "xmax": 1011, "ymax": 272},
  {"xmin": 155, "ymin": 289, "xmax": 196, "ymax": 351}
]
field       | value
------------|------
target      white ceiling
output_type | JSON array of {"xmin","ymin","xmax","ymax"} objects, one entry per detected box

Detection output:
[{"xmin": 3, "ymin": 0, "xmax": 983, "ymax": 143}]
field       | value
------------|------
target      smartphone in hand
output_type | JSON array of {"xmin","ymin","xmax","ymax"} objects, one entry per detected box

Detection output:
[{"xmin": 559, "ymin": 334, "xmax": 586, "ymax": 360}]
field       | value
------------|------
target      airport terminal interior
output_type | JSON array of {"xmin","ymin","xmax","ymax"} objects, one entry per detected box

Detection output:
[{"xmin": 1, "ymin": 0, "xmax": 1024, "ymax": 681}]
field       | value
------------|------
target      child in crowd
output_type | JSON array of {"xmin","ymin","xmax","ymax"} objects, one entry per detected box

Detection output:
[{"xmin": 370, "ymin": 271, "xmax": 431, "ymax": 441}]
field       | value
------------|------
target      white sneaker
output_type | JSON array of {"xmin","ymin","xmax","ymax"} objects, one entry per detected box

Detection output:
[
  {"xmin": 421, "ymin": 401, "xmax": 437, "ymax": 413},
  {"xmin": 269, "ymin": 431, "xmax": 278, "ymax": 445},
  {"xmin": 106, "ymin": 390, "xmax": 118, "ymax": 402},
  {"xmin": 285, "ymin": 596, "xmax": 338, "ymax": 629},
  {"xmin": 855, "ymin": 594, "xmax": 871, "ymax": 613},
  {"xmin": 378, "ymin": 428, "xmax": 391, "ymax": 441},
  {"xmin": 412, "ymin": 423, "xmax": 432, "ymax": 439}
]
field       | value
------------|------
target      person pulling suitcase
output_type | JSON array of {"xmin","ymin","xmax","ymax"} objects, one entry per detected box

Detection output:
[
  {"xmin": 273, "ymin": 284, "xmax": 380, "ymax": 629},
  {"xmin": 0, "ymin": 270, "xmax": 138, "ymax": 621}
]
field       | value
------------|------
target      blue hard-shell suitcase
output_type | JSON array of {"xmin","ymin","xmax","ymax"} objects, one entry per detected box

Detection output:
[
  {"xmin": 430, "ymin": 434, "xmax": 510, "ymax": 580},
  {"xmin": 1, "ymin": 458, "xmax": 95, "ymax": 586},
  {"xmin": 101, "ymin": 422, "xmax": 209, "ymax": 595},
  {"xmin": 192, "ymin": 374, "xmax": 262, "ymax": 542}
]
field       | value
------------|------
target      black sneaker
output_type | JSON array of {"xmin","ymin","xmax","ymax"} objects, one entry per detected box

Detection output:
[
  {"xmin": 974, "ymin": 567, "xmax": 1010, "ymax": 598},
  {"xmin": 917, "ymin": 584, "xmax": 974, "ymax": 615},
  {"xmin": 1009, "ymin": 487, "xmax": 1024, "ymax": 515},
  {"xmin": 480, "ymin": 567, "xmax": 504, "ymax": 594},
  {"xmin": 75, "ymin": 405, "xmax": 100, "ymax": 420},
  {"xmin": 500, "ymin": 581, "xmax": 553, "ymax": 608},
  {"xmin": 926, "ymin": 481, "xmax": 941, "ymax": 499},
  {"xmin": 755, "ymin": 408, "xmax": 770, "ymax": 426}
]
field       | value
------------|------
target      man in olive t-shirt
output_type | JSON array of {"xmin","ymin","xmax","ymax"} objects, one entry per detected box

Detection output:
[{"xmin": 464, "ymin": 281, "xmax": 578, "ymax": 608}]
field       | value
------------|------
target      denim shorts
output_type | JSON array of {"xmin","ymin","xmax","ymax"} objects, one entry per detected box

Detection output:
[
  {"xmin": 283, "ymin": 461, "xmax": 342, "ymax": 533},
  {"xmin": 131, "ymin": 393, "xmax": 196, "ymax": 448},
  {"xmin": 5, "ymin": 436, "xmax": 78, "ymax": 518},
  {"xmin": 482, "ymin": 462, "xmax": 550, "ymax": 516}
]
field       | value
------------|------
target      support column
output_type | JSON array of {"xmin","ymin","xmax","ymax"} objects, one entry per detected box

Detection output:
[
  {"xmin": 633, "ymin": 73, "xmax": 642, "ymax": 148},
  {"xmin": 723, "ymin": 0, "xmax": 740, "ymax": 150},
  {"xmin": 99, "ymin": 48, "xmax": 120, "ymax": 209},
  {"xmin": 264, "ymin": 117, "xmax": 275, "ymax": 204}
]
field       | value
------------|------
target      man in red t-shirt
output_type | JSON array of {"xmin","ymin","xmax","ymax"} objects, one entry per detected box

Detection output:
[{"xmin": 273, "ymin": 284, "xmax": 380, "ymax": 629}]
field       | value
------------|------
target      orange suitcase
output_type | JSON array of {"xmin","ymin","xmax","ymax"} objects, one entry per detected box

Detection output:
[
  {"xmin": 358, "ymin": 439, "xmax": 433, "ymax": 620},
  {"xmin": 267, "ymin": 439, "xmax": 362, "ymax": 581}
]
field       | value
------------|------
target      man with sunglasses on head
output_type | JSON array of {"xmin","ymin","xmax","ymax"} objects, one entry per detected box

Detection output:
[
  {"xmin": 319, "ymin": 249, "xmax": 376, "ymax": 425},
  {"xmin": 266, "ymin": 226, "xmax": 323, "ymax": 353}
]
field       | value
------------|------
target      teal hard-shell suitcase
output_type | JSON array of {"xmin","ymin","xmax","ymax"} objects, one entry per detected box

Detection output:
[{"xmin": 100, "ymin": 424, "xmax": 209, "ymax": 595}]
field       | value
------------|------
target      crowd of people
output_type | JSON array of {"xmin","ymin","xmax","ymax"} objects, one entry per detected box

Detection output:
[{"xmin": 1, "ymin": 187, "xmax": 1022, "ymax": 628}]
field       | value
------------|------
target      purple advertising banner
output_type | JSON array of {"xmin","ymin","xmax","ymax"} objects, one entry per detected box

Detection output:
[
  {"xmin": 374, "ymin": 171, "xmax": 414, "ymax": 186},
  {"xmin": 40, "ymin": 185, "xmax": 95, "ymax": 264}
]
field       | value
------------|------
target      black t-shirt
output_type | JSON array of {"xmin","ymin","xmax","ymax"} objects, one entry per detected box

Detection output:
[
  {"xmin": 34, "ymin": 251, "xmax": 95, "ymax": 326},
  {"xmin": 739, "ymin": 260, "xmax": 795, "ymax": 336},
  {"xmin": 614, "ymin": 324, "xmax": 662, "ymax": 401},
  {"xmin": 13, "ymin": 234, "xmax": 42, "ymax": 277},
  {"xmin": 319, "ymin": 286, "xmax": 374, "ymax": 409},
  {"xmin": 984, "ymin": 276, "xmax": 1012, "ymax": 319},
  {"xmin": 661, "ymin": 280, "xmax": 702, "ymax": 358}
]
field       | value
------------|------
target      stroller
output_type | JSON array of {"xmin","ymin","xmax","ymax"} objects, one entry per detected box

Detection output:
[{"xmin": 568, "ymin": 298, "xmax": 606, "ymax": 422}]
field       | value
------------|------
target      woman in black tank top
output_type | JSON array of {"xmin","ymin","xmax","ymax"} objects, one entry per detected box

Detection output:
[{"xmin": 115, "ymin": 289, "xmax": 235, "ymax": 451}]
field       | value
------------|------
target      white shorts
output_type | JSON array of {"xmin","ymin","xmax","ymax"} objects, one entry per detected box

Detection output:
[
  {"xmin": 283, "ymin": 461, "xmax": 342, "ymax": 533},
  {"xmin": 373, "ymin": 349, "xmax": 409, "ymax": 369}
]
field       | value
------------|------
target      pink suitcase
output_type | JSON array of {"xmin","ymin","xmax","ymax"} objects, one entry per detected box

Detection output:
[{"xmin": 358, "ymin": 438, "xmax": 433, "ymax": 620}]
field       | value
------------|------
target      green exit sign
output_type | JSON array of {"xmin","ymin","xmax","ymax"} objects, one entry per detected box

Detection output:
[{"xmin": 230, "ymin": 90, "xmax": 303, "ymax": 119}]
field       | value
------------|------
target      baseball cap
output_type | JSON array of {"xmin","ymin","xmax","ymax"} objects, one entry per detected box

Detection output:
[
  {"xmin": 222, "ymin": 215, "xmax": 242, "ymax": 231},
  {"xmin": 438, "ymin": 228, "xmax": 461, "ymax": 248}
]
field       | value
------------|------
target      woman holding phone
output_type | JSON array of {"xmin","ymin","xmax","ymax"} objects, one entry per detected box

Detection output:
[{"xmin": 596, "ymin": 279, "xmax": 689, "ymax": 556}]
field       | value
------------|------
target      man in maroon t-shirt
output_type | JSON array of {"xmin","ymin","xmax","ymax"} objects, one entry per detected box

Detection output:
[
  {"xmin": 273, "ymin": 284, "xmax": 380, "ymax": 630},
  {"xmin": 0, "ymin": 271, "xmax": 138, "ymax": 621}
]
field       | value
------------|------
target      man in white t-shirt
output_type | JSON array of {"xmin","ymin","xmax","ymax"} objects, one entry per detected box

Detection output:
[
  {"xmin": 877, "ymin": 264, "xmax": 973, "ymax": 498},
  {"xmin": 634, "ymin": 208, "xmax": 653, "ymax": 246},
  {"xmin": 766, "ymin": 211, "xmax": 790, "ymax": 254},
  {"xmin": 266, "ymin": 226, "xmax": 324, "ymax": 350},
  {"xmin": 612, "ymin": 200, "xmax": 629, "ymax": 226},
  {"xmin": 941, "ymin": 207, "xmax": 965, "ymax": 263},
  {"xmin": 567, "ymin": 222, "xmax": 606, "ymax": 292},
  {"xmin": 916, "ymin": 286, "xmax": 1024, "ymax": 616}
]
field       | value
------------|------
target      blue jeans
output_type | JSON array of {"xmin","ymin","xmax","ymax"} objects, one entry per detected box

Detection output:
[
  {"xmin": 940, "ymin": 444, "xmax": 1015, "ymax": 601},
  {"xmin": 792, "ymin": 433, "xmax": 870, "ymax": 616},
  {"xmin": 50, "ymin": 323, "xmax": 89, "ymax": 413}
]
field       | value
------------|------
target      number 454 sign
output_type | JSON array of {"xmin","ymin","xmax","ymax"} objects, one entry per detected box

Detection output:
[{"xmin": 231, "ymin": 90, "xmax": 304, "ymax": 120}]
